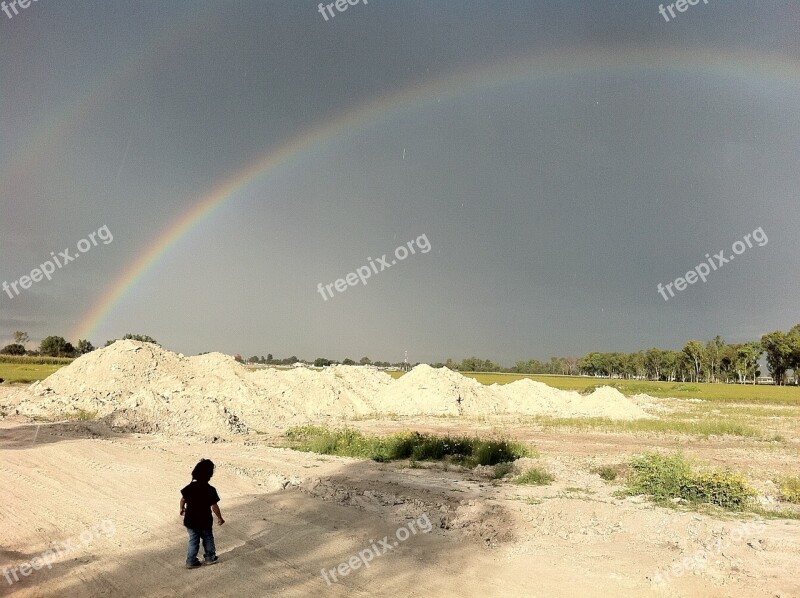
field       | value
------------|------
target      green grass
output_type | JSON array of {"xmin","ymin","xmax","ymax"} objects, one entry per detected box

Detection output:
[
  {"xmin": 776, "ymin": 475, "xmax": 800, "ymax": 504},
  {"xmin": 0, "ymin": 362, "xmax": 67, "ymax": 383},
  {"xmin": 595, "ymin": 465, "xmax": 619, "ymax": 481},
  {"xmin": 534, "ymin": 416, "xmax": 763, "ymax": 438},
  {"xmin": 625, "ymin": 452, "xmax": 757, "ymax": 511},
  {"xmin": 452, "ymin": 373, "xmax": 800, "ymax": 405},
  {"xmin": 513, "ymin": 467, "xmax": 555, "ymax": 486},
  {"xmin": 284, "ymin": 425, "xmax": 531, "ymax": 466}
]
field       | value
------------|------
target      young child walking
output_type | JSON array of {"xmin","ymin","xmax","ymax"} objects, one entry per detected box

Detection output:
[{"xmin": 180, "ymin": 459, "xmax": 225, "ymax": 569}]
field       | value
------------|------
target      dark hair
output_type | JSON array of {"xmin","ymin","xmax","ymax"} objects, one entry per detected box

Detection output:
[{"xmin": 191, "ymin": 459, "xmax": 215, "ymax": 483}]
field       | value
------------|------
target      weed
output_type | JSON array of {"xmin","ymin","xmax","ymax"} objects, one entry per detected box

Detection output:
[
  {"xmin": 776, "ymin": 475, "xmax": 800, "ymax": 504},
  {"xmin": 514, "ymin": 467, "xmax": 554, "ymax": 486},
  {"xmin": 596, "ymin": 465, "xmax": 618, "ymax": 481},
  {"xmin": 625, "ymin": 452, "xmax": 757, "ymax": 511}
]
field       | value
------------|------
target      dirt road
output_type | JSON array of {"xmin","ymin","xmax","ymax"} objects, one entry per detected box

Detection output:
[{"xmin": 2, "ymin": 417, "xmax": 799, "ymax": 598}]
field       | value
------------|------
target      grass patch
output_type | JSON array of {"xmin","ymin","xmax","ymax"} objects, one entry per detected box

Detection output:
[
  {"xmin": 776, "ymin": 475, "xmax": 800, "ymax": 504},
  {"xmin": 61, "ymin": 409, "xmax": 98, "ymax": 421},
  {"xmin": 537, "ymin": 417, "xmax": 762, "ymax": 438},
  {"xmin": 0, "ymin": 362, "xmax": 67, "ymax": 383},
  {"xmin": 513, "ymin": 467, "xmax": 554, "ymax": 486},
  {"xmin": 625, "ymin": 452, "xmax": 757, "ymax": 511},
  {"xmin": 595, "ymin": 465, "xmax": 619, "ymax": 481},
  {"xmin": 284, "ymin": 425, "xmax": 531, "ymax": 466}
]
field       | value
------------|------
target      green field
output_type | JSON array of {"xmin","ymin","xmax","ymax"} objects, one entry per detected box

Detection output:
[
  {"xmin": 389, "ymin": 370, "xmax": 800, "ymax": 405},
  {"xmin": 0, "ymin": 362, "xmax": 65, "ymax": 383}
]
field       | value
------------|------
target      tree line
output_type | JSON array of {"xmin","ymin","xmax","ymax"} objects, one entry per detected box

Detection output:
[{"xmin": 4, "ymin": 324, "xmax": 799, "ymax": 385}]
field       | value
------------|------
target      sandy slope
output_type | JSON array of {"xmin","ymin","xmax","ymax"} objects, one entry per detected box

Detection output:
[{"xmin": 2, "ymin": 415, "xmax": 799, "ymax": 598}]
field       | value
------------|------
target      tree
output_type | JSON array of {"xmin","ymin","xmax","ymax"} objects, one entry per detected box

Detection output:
[
  {"xmin": 122, "ymin": 334, "xmax": 158, "ymax": 345},
  {"xmin": 266, "ymin": 354, "xmax": 273, "ymax": 364},
  {"xmin": 342, "ymin": 358, "xmax": 356, "ymax": 365},
  {"xmin": 359, "ymin": 357, "xmax": 372, "ymax": 365},
  {"xmin": 76, "ymin": 339, "xmax": 95, "ymax": 355},
  {"xmin": 248, "ymin": 356, "xmax": 260, "ymax": 364},
  {"xmin": 314, "ymin": 358, "xmax": 332, "ymax": 367},
  {"xmin": 0, "ymin": 344, "xmax": 26, "ymax": 355},
  {"xmin": 13, "ymin": 331, "xmax": 29, "ymax": 347},
  {"xmin": 645, "ymin": 348, "xmax": 666, "ymax": 381},
  {"xmin": 761, "ymin": 331, "xmax": 793, "ymax": 385},
  {"xmin": 40, "ymin": 336, "xmax": 75, "ymax": 357},
  {"xmin": 682, "ymin": 341, "xmax": 705, "ymax": 382}
]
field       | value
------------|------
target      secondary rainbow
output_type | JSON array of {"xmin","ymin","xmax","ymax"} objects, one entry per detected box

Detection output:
[{"xmin": 72, "ymin": 46, "xmax": 800, "ymax": 340}]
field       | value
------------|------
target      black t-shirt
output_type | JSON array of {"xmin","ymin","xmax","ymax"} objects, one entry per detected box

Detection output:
[{"xmin": 181, "ymin": 481, "xmax": 220, "ymax": 529}]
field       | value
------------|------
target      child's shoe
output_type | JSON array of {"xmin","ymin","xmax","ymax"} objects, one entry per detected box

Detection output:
[{"xmin": 204, "ymin": 556, "xmax": 219, "ymax": 565}]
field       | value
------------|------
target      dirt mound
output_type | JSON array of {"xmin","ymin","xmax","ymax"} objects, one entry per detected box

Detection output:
[{"xmin": 15, "ymin": 341, "xmax": 651, "ymax": 436}]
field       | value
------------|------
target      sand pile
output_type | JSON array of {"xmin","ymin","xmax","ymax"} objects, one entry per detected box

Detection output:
[{"xmin": 16, "ymin": 341, "xmax": 651, "ymax": 436}]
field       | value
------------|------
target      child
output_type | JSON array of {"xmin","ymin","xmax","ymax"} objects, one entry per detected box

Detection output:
[{"xmin": 180, "ymin": 459, "xmax": 225, "ymax": 569}]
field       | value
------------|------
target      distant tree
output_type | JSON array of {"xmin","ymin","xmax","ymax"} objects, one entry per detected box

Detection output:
[
  {"xmin": 761, "ymin": 331, "xmax": 793, "ymax": 385},
  {"xmin": 314, "ymin": 358, "xmax": 332, "ymax": 367},
  {"xmin": 13, "ymin": 331, "xmax": 29, "ymax": 347},
  {"xmin": 104, "ymin": 339, "xmax": 115, "ymax": 347},
  {"xmin": 342, "ymin": 358, "xmax": 356, "ymax": 365},
  {"xmin": 76, "ymin": 339, "xmax": 95, "ymax": 355},
  {"xmin": 233, "ymin": 354, "xmax": 244, "ymax": 363},
  {"xmin": 248, "ymin": 356, "xmax": 260, "ymax": 364},
  {"xmin": 0, "ymin": 343, "xmax": 26, "ymax": 355},
  {"xmin": 40, "ymin": 336, "xmax": 75, "ymax": 357},
  {"xmin": 266, "ymin": 354, "xmax": 273, "ymax": 364},
  {"xmin": 682, "ymin": 341, "xmax": 705, "ymax": 382},
  {"xmin": 122, "ymin": 334, "xmax": 158, "ymax": 345},
  {"xmin": 359, "ymin": 357, "xmax": 371, "ymax": 365}
]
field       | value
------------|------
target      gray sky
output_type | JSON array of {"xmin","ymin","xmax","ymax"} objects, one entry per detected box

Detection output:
[{"xmin": 1, "ymin": 1, "xmax": 799, "ymax": 364}]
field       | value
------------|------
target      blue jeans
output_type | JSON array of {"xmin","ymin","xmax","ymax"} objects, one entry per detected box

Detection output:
[{"xmin": 186, "ymin": 528, "xmax": 216, "ymax": 565}]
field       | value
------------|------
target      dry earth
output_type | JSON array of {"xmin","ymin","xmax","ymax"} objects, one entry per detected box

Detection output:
[{"xmin": 2, "ymin": 394, "xmax": 799, "ymax": 597}]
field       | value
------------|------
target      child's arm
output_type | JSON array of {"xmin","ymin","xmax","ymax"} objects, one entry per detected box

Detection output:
[
  {"xmin": 179, "ymin": 497, "xmax": 186, "ymax": 517},
  {"xmin": 212, "ymin": 503, "xmax": 224, "ymax": 525}
]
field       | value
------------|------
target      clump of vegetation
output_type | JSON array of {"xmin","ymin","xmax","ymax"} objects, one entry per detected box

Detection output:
[
  {"xmin": 596, "ymin": 465, "xmax": 618, "ymax": 481},
  {"xmin": 285, "ymin": 426, "xmax": 530, "ymax": 467},
  {"xmin": 625, "ymin": 452, "xmax": 757, "ymax": 511},
  {"xmin": 492, "ymin": 462, "xmax": 514, "ymax": 479},
  {"xmin": 513, "ymin": 467, "xmax": 554, "ymax": 486},
  {"xmin": 776, "ymin": 475, "xmax": 800, "ymax": 504}
]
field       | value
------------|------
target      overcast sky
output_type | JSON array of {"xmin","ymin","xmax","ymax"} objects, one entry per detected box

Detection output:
[{"xmin": 1, "ymin": 1, "xmax": 799, "ymax": 364}]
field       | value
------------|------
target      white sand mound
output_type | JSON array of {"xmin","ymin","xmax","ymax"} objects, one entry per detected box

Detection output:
[{"xmin": 16, "ymin": 341, "xmax": 651, "ymax": 436}]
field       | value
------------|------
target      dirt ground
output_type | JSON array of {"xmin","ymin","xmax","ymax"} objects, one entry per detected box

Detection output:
[{"xmin": 2, "ymin": 388, "xmax": 799, "ymax": 597}]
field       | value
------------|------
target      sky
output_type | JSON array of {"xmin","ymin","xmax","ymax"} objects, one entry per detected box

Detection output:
[{"xmin": 1, "ymin": 0, "xmax": 799, "ymax": 365}]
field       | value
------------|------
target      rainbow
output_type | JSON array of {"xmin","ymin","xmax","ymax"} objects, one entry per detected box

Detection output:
[{"xmin": 72, "ymin": 46, "xmax": 800, "ymax": 341}]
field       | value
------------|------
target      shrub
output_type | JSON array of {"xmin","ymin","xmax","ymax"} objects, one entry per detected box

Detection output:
[
  {"xmin": 777, "ymin": 476, "xmax": 800, "ymax": 504},
  {"xmin": 625, "ymin": 452, "xmax": 757, "ymax": 510},
  {"xmin": 680, "ymin": 471, "xmax": 757, "ymax": 510},
  {"xmin": 627, "ymin": 453, "xmax": 693, "ymax": 501},
  {"xmin": 514, "ymin": 467, "xmax": 554, "ymax": 486},
  {"xmin": 596, "ymin": 465, "xmax": 618, "ymax": 481}
]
